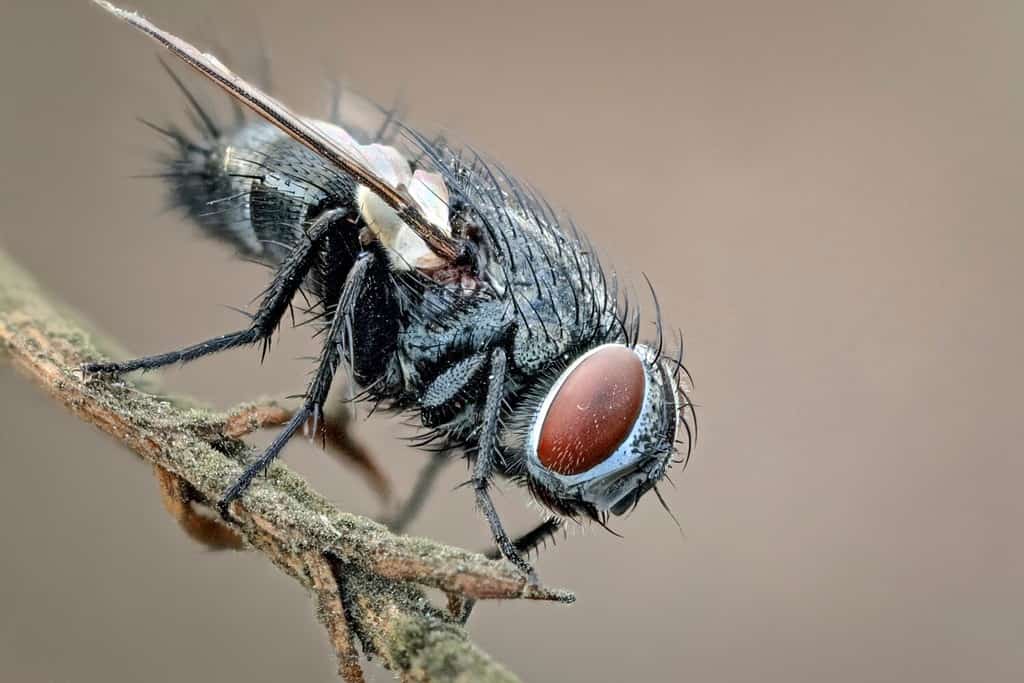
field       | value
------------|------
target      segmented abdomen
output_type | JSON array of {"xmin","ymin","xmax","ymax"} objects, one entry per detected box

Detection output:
[{"xmin": 164, "ymin": 120, "xmax": 356, "ymax": 265}]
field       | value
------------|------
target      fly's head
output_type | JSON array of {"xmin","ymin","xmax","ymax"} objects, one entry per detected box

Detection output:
[{"xmin": 521, "ymin": 342, "xmax": 691, "ymax": 522}]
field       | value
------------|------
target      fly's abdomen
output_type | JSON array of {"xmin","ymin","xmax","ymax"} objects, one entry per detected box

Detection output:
[{"xmin": 162, "ymin": 119, "xmax": 357, "ymax": 264}]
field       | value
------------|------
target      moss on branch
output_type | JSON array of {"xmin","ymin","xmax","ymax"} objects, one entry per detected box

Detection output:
[{"xmin": 0, "ymin": 248, "xmax": 571, "ymax": 682}]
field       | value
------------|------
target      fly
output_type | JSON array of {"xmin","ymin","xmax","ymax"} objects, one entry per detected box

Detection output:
[{"xmin": 86, "ymin": 1, "xmax": 696, "ymax": 585}]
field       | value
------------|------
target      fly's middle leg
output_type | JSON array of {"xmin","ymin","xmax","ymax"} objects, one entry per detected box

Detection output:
[
  {"xmin": 218, "ymin": 250, "xmax": 379, "ymax": 517},
  {"xmin": 82, "ymin": 208, "xmax": 349, "ymax": 376}
]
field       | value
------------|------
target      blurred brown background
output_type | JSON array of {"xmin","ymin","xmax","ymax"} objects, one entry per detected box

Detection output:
[{"xmin": 1, "ymin": 1, "xmax": 1021, "ymax": 681}]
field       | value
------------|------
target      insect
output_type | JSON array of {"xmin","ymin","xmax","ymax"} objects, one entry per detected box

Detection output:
[{"xmin": 86, "ymin": 1, "xmax": 696, "ymax": 584}]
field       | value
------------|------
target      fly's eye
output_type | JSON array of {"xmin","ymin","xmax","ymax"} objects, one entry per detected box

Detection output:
[{"xmin": 537, "ymin": 345, "xmax": 646, "ymax": 475}]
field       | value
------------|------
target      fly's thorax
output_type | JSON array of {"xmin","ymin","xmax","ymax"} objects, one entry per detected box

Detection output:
[{"xmin": 522, "ymin": 343, "xmax": 681, "ymax": 516}]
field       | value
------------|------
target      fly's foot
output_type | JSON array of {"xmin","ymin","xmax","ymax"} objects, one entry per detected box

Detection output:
[
  {"xmin": 515, "ymin": 561, "xmax": 540, "ymax": 589},
  {"xmin": 485, "ymin": 519, "xmax": 565, "ymax": 587},
  {"xmin": 216, "ymin": 497, "xmax": 233, "ymax": 522},
  {"xmin": 216, "ymin": 489, "xmax": 241, "ymax": 522},
  {"xmin": 81, "ymin": 360, "xmax": 124, "ymax": 378},
  {"xmin": 501, "ymin": 546, "xmax": 539, "ymax": 586}
]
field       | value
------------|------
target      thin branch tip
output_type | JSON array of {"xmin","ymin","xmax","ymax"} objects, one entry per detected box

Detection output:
[{"xmin": 0, "ymin": 247, "xmax": 572, "ymax": 682}]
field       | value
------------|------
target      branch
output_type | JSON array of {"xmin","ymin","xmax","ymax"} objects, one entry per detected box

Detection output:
[{"xmin": 0, "ymin": 248, "xmax": 572, "ymax": 682}]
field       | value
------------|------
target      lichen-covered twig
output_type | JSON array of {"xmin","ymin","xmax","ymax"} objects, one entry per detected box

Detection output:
[{"xmin": 0, "ymin": 248, "xmax": 573, "ymax": 682}]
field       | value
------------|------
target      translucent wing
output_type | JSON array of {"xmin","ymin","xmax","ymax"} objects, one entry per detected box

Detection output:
[{"xmin": 92, "ymin": 1, "xmax": 460, "ymax": 264}]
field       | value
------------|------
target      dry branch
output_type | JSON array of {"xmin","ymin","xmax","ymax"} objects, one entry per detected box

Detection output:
[{"xmin": 0, "ymin": 248, "xmax": 573, "ymax": 682}]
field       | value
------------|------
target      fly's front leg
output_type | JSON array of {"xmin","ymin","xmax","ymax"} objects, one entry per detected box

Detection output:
[
  {"xmin": 218, "ymin": 251, "xmax": 378, "ymax": 517},
  {"xmin": 83, "ymin": 208, "xmax": 348, "ymax": 376},
  {"xmin": 457, "ymin": 518, "xmax": 564, "ymax": 623},
  {"xmin": 483, "ymin": 518, "xmax": 564, "ymax": 560},
  {"xmin": 473, "ymin": 347, "xmax": 537, "ymax": 582}
]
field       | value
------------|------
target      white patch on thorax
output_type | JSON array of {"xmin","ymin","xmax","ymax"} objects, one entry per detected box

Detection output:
[{"xmin": 314, "ymin": 120, "xmax": 452, "ymax": 271}]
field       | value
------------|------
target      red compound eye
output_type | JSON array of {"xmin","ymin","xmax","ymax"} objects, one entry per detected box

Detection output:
[{"xmin": 537, "ymin": 345, "xmax": 646, "ymax": 475}]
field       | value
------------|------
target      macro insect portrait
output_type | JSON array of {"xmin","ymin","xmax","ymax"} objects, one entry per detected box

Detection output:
[
  {"xmin": 81, "ymin": 0, "xmax": 696, "ymax": 584},
  {"xmin": 5, "ymin": 1, "xmax": 1021, "ymax": 682}
]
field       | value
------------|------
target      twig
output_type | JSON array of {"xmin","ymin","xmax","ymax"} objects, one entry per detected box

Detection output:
[{"xmin": 0, "ymin": 248, "xmax": 572, "ymax": 682}]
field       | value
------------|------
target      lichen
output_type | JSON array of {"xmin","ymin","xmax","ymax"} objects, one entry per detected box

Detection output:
[{"xmin": 2, "ymin": 246, "xmax": 578, "ymax": 681}]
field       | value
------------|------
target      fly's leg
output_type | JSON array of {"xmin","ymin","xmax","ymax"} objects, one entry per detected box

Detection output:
[
  {"xmin": 456, "ymin": 519, "xmax": 564, "ymax": 623},
  {"xmin": 483, "ymin": 518, "xmax": 563, "ymax": 560},
  {"xmin": 473, "ymin": 347, "xmax": 537, "ymax": 581},
  {"xmin": 82, "ymin": 208, "xmax": 348, "ymax": 376},
  {"xmin": 218, "ymin": 251, "xmax": 377, "ymax": 517},
  {"xmin": 386, "ymin": 452, "xmax": 453, "ymax": 533}
]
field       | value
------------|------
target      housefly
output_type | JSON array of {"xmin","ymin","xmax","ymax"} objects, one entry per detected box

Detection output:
[{"xmin": 86, "ymin": 1, "xmax": 696, "ymax": 583}]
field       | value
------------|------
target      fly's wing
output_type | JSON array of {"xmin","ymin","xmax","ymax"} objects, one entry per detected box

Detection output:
[{"xmin": 92, "ymin": 1, "xmax": 460, "ymax": 265}]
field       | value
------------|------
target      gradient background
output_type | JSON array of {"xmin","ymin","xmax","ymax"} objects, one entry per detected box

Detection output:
[{"xmin": 1, "ymin": 1, "xmax": 1021, "ymax": 681}]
